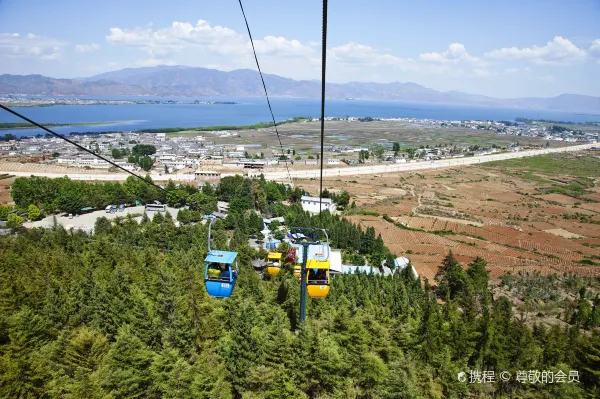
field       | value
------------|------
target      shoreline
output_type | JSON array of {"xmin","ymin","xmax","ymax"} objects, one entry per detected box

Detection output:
[
  {"xmin": 0, "ymin": 121, "xmax": 113, "ymax": 130},
  {"xmin": 2, "ymin": 116, "xmax": 597, "ymax": 138},
  {"xmin": 2, "ymin": 117, "xmax": 311, "ymax": 136},
  {"xmin": 2, "ymin": 100, "xmax": 238, "ymax": 108}
]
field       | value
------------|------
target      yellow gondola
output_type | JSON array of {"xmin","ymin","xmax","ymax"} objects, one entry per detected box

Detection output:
[
  {"xmin": 306, "ymin": 259, "xmax": 330, "ymax": 298},
  {"xmin": 266, "ymin": 252, "xmax": 282, "ymax": 275},
  {"xmin": 293, "ymin": 264, "xmax": 301, "ymax": 278}
]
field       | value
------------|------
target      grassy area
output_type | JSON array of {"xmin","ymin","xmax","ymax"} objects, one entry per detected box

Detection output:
[
  {"xmin": 165, "ymin": 130, "xmax": 199, "ymax": 137},
  {"xmin": 145, "ymin": 116, "xmax": 311, "ymax": 135},
  {"xmin": 519, "ymin": 172, "xmax": 553, "ymax": 184},
  {"xmin": 0, "ymin": 121, "xmax": 110, "ymax": 130},
  {"xmin": 503, "ymin": 171, "xmax": 553, "ymax": 184},
  {"xmin": 1, "ymin": 122, "xmax": 75, "ymax": 129},
  {"xmin": 344, "ymin": 209, "xmax": 380, "ymax": 217},
  {"xmin": 485, "ymin": 153, "xmax": 600, "ymax": 177}
]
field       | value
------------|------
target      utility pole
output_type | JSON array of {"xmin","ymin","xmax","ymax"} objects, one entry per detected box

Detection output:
[
  {"xmin": 292, "ymin": 227, "xmax": 329, "ymax": 324},
  {"xmin": 299, "ymin": 242, "xmax": 309, "ymax": 323}
]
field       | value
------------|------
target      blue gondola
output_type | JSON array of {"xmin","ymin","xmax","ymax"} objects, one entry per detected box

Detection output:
[
  {"xmin": 204, "ymin": 217, "xmax": 239, "ymax": 298},
  {"xmin": 204, "ymin": 250, "xmax": 238, "ymax": 298}
]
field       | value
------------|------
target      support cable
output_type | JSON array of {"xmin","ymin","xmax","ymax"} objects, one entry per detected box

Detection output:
[
  {"xmin": 237, "ymin": 0, "xmax": 295, "ymax": 188},
  {"xmin": 0, "ymin": 103, "xmax": 168, "ymax": 193},
  {"xmin": 318, "ymin": 0, "xmax": 328, "ymax": 217}
]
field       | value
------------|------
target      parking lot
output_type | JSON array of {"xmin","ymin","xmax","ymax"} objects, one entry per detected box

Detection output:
[{"xmin": 24, "ymin": 205, "xmax": 182, "ymax": 232}]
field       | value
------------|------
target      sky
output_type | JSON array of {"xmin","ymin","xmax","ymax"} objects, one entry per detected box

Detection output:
[{"xmin": 0, "ymin": 0, "xmax": 599, "ymax": 98}]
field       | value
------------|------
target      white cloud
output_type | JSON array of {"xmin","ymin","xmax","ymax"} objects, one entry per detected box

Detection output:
[
  {"xmin": 253, "ymin": 36, "xmax": 313, "ymax": 57},
  {"xmin": 590, "ymin": 39, "xmax": 600, "ymax": 60},
  {"xmin": 539, "ymin": 74, "xmax": 554, "ymax": 82},
  {"xmin": 503, "ymin": 67, "xmax": 530, "ymax": 74},
  {"xmin": 106, "ymin": 20, "xmax": 313, "ymax": 59},
  {"xmin": 101, "ymin": 21, "xmax": 595, "ymax": 87},
  {"xmin": 75, "ymin": 43, "xmax": 100, "ymax": 53},
  {"xmin": 484, "ymin": 36, "xmax": 586, "ymax": 65},
  {"xmin": 419, "ymin": 43, "xmax": 482, "ymax": 65},
  {"xmin": 329, "ymin": 42, "xmax": 416, "ymax": 70},
  {"xmin": 0, "ymin": 32, "xmax": 66, "ymax": 60},
  {"xmin": 327, "ymin": 42, "xmax": 489, "ymax": 79}
]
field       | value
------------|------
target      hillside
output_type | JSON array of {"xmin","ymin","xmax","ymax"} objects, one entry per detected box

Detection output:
[
  {"xmin": 1, "ymin": 174, "xmax": 599, "ymax": 398},
  {"xmin": 1, "ymin": 66, "xmax": 599, "ymax": 113}
]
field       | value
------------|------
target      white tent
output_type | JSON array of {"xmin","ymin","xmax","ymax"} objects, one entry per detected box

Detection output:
[
  {"xmin": 395, "ymin": 257, "xmax": 418, "ymax": 278},
  {"xmin": 328, "ymin": 249, "xmax": 343, "ymax": 274}
]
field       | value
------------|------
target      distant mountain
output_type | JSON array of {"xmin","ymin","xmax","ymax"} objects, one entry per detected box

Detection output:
[
  {"xmin": 81, "ymin": 65, "xmax": 194, "ymax": 83},
  {"xmin": 1, "ymin": 66, "xmax": 599, "ymax": 113},
  {"xmin": 0, "ymin": 74, "xmax": 153, "ymax": 96}
]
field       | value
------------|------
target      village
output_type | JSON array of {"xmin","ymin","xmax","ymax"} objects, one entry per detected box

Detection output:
[{"xmin": 1, "ymin": 117, "xmax": 597, "ymax": 180}]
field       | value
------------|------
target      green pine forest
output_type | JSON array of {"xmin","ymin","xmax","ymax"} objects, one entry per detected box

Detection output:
[{"xmin": 1, "ymin": 175, "xmax": 600, "ymax": 398}]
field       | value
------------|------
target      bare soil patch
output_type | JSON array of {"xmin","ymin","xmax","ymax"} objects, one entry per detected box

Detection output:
[
  {"xmin": 543, "ymin": 228, "xmax": 584, "ymax": 239},
  {"xmin": 0, "ymin": 174, "xmax": 14, "ymax": 206},
  {"xmin": 304, "ymin": 154, "xmax": 600, "ymax": 282}
]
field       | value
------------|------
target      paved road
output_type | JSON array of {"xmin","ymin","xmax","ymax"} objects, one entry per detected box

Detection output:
[
  {"xmin": 1, "ymin": 143, "xmax": 597, "ymax": 182},
  {"xmin": 24, "ymin": 205, "xmax": 181, "ymax": 232},
  {"xmin": 250, "ymin": 143, "xmax": 598, "ymax": 181}
]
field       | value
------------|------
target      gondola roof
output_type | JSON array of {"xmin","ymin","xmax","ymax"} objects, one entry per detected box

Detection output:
[{"xmin": 205, "ymin": 250, "xmax": 238, "ymax": 264}]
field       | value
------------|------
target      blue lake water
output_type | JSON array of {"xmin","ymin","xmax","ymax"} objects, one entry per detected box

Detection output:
[{"xmin": 1, "ymin": 96, "xmax": 598, "ymax": 137}]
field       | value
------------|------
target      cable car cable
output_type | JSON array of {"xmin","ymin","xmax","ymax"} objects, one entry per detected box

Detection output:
[
  {"xmin": 237, "ymin": 0, "xmax": 295, "ymax": 188},
  {"xmin": 0, "ymin": 103, "xmax": 169, "ymax": 194},
  {"xmin": 318, "ymin": 0, "xmax": 328, "ymax": 219}
]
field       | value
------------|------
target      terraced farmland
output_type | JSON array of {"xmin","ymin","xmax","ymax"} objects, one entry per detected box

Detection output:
[{"xmin": 331, "ymin": 152, "xmax": 600, "ymax": 282}]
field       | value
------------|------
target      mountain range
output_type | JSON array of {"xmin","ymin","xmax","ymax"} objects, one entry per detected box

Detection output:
[{"xmin": 1, "ymin": 65, "xmax": 599, "ymax": 113}]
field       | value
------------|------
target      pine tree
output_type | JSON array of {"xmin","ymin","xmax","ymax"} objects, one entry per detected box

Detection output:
[
  {"xmin": 189, "ymin": 351, "xmax": 233, "ymax": 399},
  {"xmin": 0, "ymin": 308, "xmax": 52, "ymax": 398},
  {"xmin": 577, "ymin": 335, "xmax": 600, "ymax": 389},
  {"xmin": 150, "ymin": 346, "xmax": 194, "ymax": 398},
  {"xmin": 98, "ymin": 325, "xmax": 155, "ymax": 398},
  {"xmin": 435, "ymin": 251, "xmax": 469, "ymax": 301},
  {"xmin": 466, "ymin": 256, "xmax": 489, "ymax": 293},
  {"xmin": 152, "ymin": 211, "xmax": 165, "ymax": 224}
]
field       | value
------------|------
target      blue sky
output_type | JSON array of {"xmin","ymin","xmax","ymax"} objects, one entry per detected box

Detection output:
[{"xmin": 0, "ymin": 0, "xmax": 599, "ymax": 98}]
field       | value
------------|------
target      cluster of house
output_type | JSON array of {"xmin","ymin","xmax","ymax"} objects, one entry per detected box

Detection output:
[
  {"xmin": 308, "ymin": 116, "xmax": 599, "ymax": 143},
  {"xmin": 0, "ymin": 131, "xmax": 345, "ymax": 175},
  {"xmin": 2, "ymin": 118, "xmax": 597, "ymax": 176}
]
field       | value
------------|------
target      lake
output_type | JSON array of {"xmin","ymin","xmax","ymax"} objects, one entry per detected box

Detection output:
[{"xmin": 1, "ymin": 96, "xmax": 598, "ymax": 137}]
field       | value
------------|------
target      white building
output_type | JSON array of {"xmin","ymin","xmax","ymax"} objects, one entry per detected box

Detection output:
[
  {"xmin": 300, "ymin": 196, "xmax": 336, "ymax": 213},
  {"xmin": 114, "ymin": 161, "xmax": 137, "ymax": 171},
  {"xmin": 57, "ymin": 155, "xmax": 79, "ymax": 164},
  {"xmin": 394, "ymin": 257, "xmax": 418, "ymax": 278},
  {"xmin": 58, "ymin": 154, "xmax": 109, "ymax": 168},
  {"xmin": 327, "ymin": 159, "xmax": 340, "ymax": 165},
  {"xmin": 195, "ymin": 170, "xmax": 221, "ymax": 179}
]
